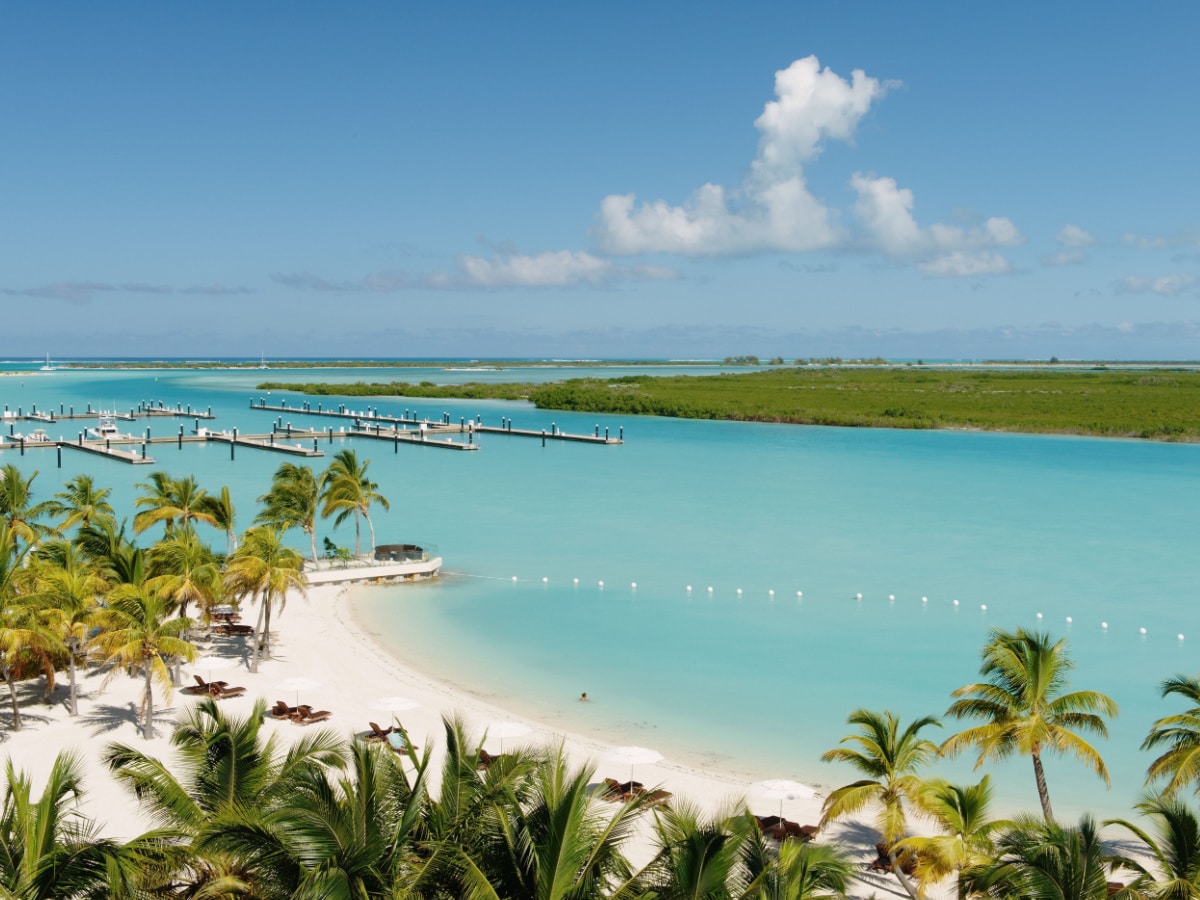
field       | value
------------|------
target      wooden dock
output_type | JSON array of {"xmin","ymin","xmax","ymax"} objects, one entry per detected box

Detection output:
[{"xmin": 250, "ymin": 402, "xmax": 622, "ymax": 445}]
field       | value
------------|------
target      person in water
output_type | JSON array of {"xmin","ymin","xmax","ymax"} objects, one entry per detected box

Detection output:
[{"xmin": 579, "ymin": 692, "xmax": 589, "ymax": 701}]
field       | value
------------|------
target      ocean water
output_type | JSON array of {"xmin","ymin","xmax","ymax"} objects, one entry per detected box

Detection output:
[{"xmin": 4, "ymin": 364, "xmax": 1199, "ymax": 820}]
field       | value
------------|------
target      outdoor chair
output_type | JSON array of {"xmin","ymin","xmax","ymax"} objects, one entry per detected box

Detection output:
[{"xmin": 290, "ymin": 705, "xmax": 332, "ymax": 725}]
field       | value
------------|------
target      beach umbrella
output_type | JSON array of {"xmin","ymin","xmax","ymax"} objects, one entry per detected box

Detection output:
[
  {"xmin": 607, "ymin": 745, "xmax": 663, "ymax": 785},
  {"xmin": 372, "ymin": 695, "xmax": 420, "ymax": 712},
  {"xmin": 277, "ymin": 676, "xmax": 321, "ymax": 706},
  {"xmin": 751, "ymin": 778, "xmax": 817, "ymax": 818},
  {"xmin": 485, "ymin": 720, "xmax": 531, "ymax": 752}
]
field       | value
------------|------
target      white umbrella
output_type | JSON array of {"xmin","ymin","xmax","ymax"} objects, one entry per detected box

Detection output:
[
  {"xmin": 277, "ymin": 676, "xmax": 321, "ymax": 706},
  {"xmin": 607, "ymin": 745, "xmax": 663, "ymax": 785},
  {"xmin": 751, "ymin": 779, "xmax": 817, "ymax": 818},
  {"xmin": 372, "ymin": 696, "xmax": 420, "ymax": 712},
  {"xmin": 485, "ymin": 720, "xmax": 531, "ymax": 752}
]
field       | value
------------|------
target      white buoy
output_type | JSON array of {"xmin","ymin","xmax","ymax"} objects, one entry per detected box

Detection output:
[
  {"xmin": 631, "ymin": 582, "xmax": 637, "ymax": 589},
  {"xmin": 707, "ymin": 586, "xmax": 714, "ymax": 593},
  {"xmin": 598, "ymin": 580, "xmax": 604, "ymax": 588},
  {"xmin": 573, "ymin": 577, "xmax": 579, "ymax": 584},
  {"xmin": 542, "ymin": 577, "xmax": 548, "ymax": 583},
  {"xmin": 686, "ymin": 585, "xmax": 692, "ymax": 592},
  {"xmin": 512, "ymin": 576, "xmax": 518, "ymax": 582},
  {"xmin": 1066, "ymin": 616, "xmax": 1073, "ymax": 623},
  {"xmin": 768, "ymin": 589, "xmax": 775, "ymax": 596},
  {"xmin": 1141, "ymin": 627, "xmax": 1148, "ymax": 634},
  {"xmin": 921, "ymin": 596, "xmax": 928, "ymax": 603},
  {"xmin": 981, "ymin": 604, "xmax": 987, "ymax": 611},
  {"xmin": 736, "ymin": 588, "xmax": 743, "ymax": 595},
  {"xmin": 796, "ymin": 591, "xmax": 803, "ymax": 597},
  {"xmin": 1036, "ymin": 612, "xmax": 1043, "ymax": 618},
  {"xmin": 1101, "ymin": 622, "xmax": 1108, "ymax": 629},
  {"xmin": 889, "ymin": 594, "xmax": 895, "ymax": 601},
  {"xmin": 1180, "ymin": 634, "xmax": 1186, "ymax": 641},
  {"xmin": 855, "ymin": 593, "xmax": 863, "ymax": 600},
  {"xmin": 953, "ymin": 599, "xmax": 960, "ymax": 606}
]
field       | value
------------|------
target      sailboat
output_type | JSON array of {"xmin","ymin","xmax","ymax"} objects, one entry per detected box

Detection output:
[
  {"xmin": 258, "ymin": 352, "xmax": 269, "ymax": 370},
  {"xmin": 39, "ymin": 353, "xmax": 55, "ymax": 372}
]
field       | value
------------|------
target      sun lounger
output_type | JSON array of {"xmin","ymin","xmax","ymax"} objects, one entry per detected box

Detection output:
[
  {"xmin": 758, "ymin": 816, "xmax": 819, "ymax": 843},
  {"xmin": 290, "ymin": 705, "xmax": 332, "ymax": 726},
  {"xmin": 600, "ymin": 778, "xmax": 646, "ymax": 801},
  {"xmin": 208, "ymin": 683, "xmax": 246, "ymax": 700},
  {"xmin": 270, "ymin": 700, "xmax": 298, "ymax": 719},
  {"xmin": 183, "ymin": 675, "xmax": 228, "ymax": 695},
  {"xmin": 365, "ymin": 721, "xmax": 394, "ymax": 742},
  {"xmin": 642, "ymin": 788, "xmax": 672, "ymax": 807},
  {"xmin": 385, "ymin": 731, "xmax": 416, "ymax": 752}
]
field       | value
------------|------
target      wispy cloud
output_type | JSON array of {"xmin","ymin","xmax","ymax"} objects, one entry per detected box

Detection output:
[
  {"xmin": 273, "ymin": 252, "xmax": 679, "ymax": 293},
  {"xmin": 1115, "ymin": 273, "xmax": 1198, "ymax": 296},
  {"xmin": 1042, "ymin": 250, "xmax": 1088, "ymax": 267},
  {"xmin": 918, "ymin": 251, "xmax": 1013, "ymax": 278},
  {"xmin": 4, "ymin": 281, "xmax": 252, "ymax": 303}
]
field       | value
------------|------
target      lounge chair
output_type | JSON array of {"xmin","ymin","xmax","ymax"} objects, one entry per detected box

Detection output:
[
  {"xmin": 642, "ymin": 789, "xmax": 672, "ymax": 807},
  {"xmin": 270, "ymin": 700, "xmax": 298, "ymax": 719},
  {"xmin": 365, "ymin": 721, "xmax": 394, "ymax": 742},
  {"xmin": 600, "ymin": 778, "xmax": 645, "ymax": 801},
  {"xmin": 183, "ymin": 675, "xmax": 228, "ymax": 695},
  {"xmin": 385, "ymin": 730, "xmax": 417, "ymax": 752},
  {"xmin": 759, "ymin": 817, "xmax": 819, "ymax": 843},
  {"xmin": 477, "ymin": 749, "xmax": 504, "ymax": 770},
  {"xmin": 209, "ymin": 683, "xmax": 246, "ymax": 700},
  {"xmin": 290, "ymin": 705, "xmax": 332, "ymax": 726}
]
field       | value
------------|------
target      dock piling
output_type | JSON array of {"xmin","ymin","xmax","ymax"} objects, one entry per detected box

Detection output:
[
  {"xmin": 19, "ymin": 437, "xmax": 24, "ymax": 456},
  {"xmin": 178, "ymin": 425, "xmax": 183, "ymax": 449},
  {"xmin": 57, "ymin": 445, "xmax": 61, "ymax": 468},
  {"xmin": 541, "ymin": 429, "xmax": 546, "ymax": 447}
]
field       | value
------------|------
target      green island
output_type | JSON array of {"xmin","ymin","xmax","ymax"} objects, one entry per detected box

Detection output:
[{"xmin": 259, "ymin": 367, "xmax": 1200, "ymax": 441}]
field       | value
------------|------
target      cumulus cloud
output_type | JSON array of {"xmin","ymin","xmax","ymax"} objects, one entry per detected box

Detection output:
[
  {"xmin": 1057, "ymin": 225, "xmax": 1095, "ymax": 247},
  {"xmin": 918, "ymin": 251, "xmax": 1013, "ymax": 278},
  {"xmin": 1115, "ymin": 274, "xmax": 1197, "ymax": 296},
  {"xmin": 273, "ymin": 253, "xmax": 679, "ymax": 293},
  {"xmin": 595, "ymin": 56, "xmax": 886, "ymax": 256},
  {"xmin": 850, "ymin": 173, "xmax": 1021, "ymax": 265}
]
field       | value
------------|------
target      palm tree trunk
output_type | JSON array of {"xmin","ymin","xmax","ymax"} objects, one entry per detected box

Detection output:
[
  {"xmin": 3, "ymin": 665, "xmax": 22, "ymax": 731},
  {"xmin": 1032, "ymin": 750, "xmax": 1055, "ymax": 822},
  {"xmin": 307, "ymin": 525, "xmax": 317, "ymax": 564},
  {"xmin": 262, "ymin": 593, "xmax": 273, "ymax": 658},
  {"xmin": 354, "ymin": 511, "xmax": 362, "ymax": 557},
  {"xmin": 250, "ymin": 597, "xmax": 267, "ymax": 673},
  {"xmin": 68, "ymin": 645, "xmax": 78, "ymax": 717},
  {"xmin": 365, "ymin": 508, "xmax": 376, "ymax": 554},
  {"xmin": 142, "ymin": 665, "xmax": 154, "ymax": 740},
  {"xmin": 889, "ymin": 849, "xmax": 921, "ymax": 900}
]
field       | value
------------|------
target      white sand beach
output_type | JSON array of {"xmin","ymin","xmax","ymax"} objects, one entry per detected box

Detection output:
[{"xmin": 0, "ymin": 580, "xmax": 905, "ymax": 892}]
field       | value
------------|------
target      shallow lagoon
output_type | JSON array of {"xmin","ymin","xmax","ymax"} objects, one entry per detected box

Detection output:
[{"xmin": 5, "ymin": 364, "xmax": 1199, "ymax": 819}]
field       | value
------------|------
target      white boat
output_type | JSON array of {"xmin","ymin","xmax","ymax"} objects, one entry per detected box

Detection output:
[
  {"xmin": 86, "ymin": 415, "xmax": 124, "ymax": 440},
  {"xmin": 9, "ymin": 428, "xmax": 53, "ymax": 443},
  {"xmin": 39, "ymin": 353, "xmax": 55, "ymax": 372},
  {"xmin": 258, "ymin": 352, "xmax": 269, "ymax": 370}
]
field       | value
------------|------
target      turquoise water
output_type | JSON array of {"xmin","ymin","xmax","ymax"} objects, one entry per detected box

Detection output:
[{"xmin": 5, "ymin": 365, "xmax": 1199, "ymax": 819}]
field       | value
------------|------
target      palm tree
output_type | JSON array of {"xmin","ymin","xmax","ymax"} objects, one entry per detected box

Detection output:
[
  {"xmin": 0, "ymin": 751, "xmax": 178, "ymax": 898},
  {"xmin": 223, "ymin": 526, "xmax": 306, "ymax": 672},
  {"xmin": 941, "ymin": 627, "xmax": 1117, "ymax": 823},
  {"xmin": 894, "ymin": 776, "xmax": 1003, "ymax": 900},
  {"xmin": 105, "ymin": 697, "xmax": 347, "ymax": 896},
  {"xmin": 819, "ymin": 708, "xmax": 941, "ymax": 899},
  {"xmin": 196, "ymin": 484, "xmax": 238, "ymax": 556},
  {"xmin": 753, "ymin": 838, "xmax": 857, "ymax": 900},
  {"xmin": 132, "ymin": 472, "xmax": 216, "ymax": 537},
  {"xmin": 91, "ymin": 583, "xmax": 197, "ymax": 739},
  {"xmin": 44, "ymin": 473, "xmax": 115, "ymax": 535},
  {"xmin": 319, "ymin": 449, "xmax": 389, "ymax": 557},
  {"xmin": 632, "ymin": 801, "xmax": 758, "ymax": 897},
  {"xmin": 0, "ymin": 463, "xmax": 52, "ymax": 549},
  {"xmin": 29, "ymin": 542, "xmax": 106, "ymax": 716},
  {"xmin": 146, "ymin": 529, "xmax": 221, "ymax": 621},
  {"xmin": 965, "ymin": 814, "xmax": 1137, "ymax": 900},
  {"xmin": 257, "ymin": 462, "xmax": 320, "ymax": 563},
  {"xmin": 0, "ymin": 522, "xmax": 51, "ymax": 732},
  {"xmin": 1106, "ymin": 794, "xmax": 1200, "ymax": 900},
  {"xmin": 1142, "ymin": 675, "xmax": 1200, "ymax": 797},
  {"xmin": 76, "ymin": 517, "xmax": 145, "ymax": 587}
]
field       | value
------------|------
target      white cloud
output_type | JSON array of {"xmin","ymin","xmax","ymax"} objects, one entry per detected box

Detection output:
[
  {"xmin": 1057, "ymin": 225, "xmax": 1095, "ymax": 247},
  {"xmin": 851, "ymin": 173, "xmax": 1021, "ymax": 271},
  {"xmin": 1042, "ymin": 250, "xmax": 1087, "ymax": 267},
  {"xmin": 450, "ymin": 251, "xmax": 676, "ymax": 288},
  {"xmin": 918, "ymin": 251, "xmax": 1013, "ymax": 278},
  {"xmin": 1115, "ymin": 273, "xmax": 1197, "ymax": 296},
  {"xmin": 595, "ymin": 56, "xmax": 885, "ymax": 256},
  {"xmin": 1122, "ymin": 233, "xmax": 1169, "ymax": 250}
]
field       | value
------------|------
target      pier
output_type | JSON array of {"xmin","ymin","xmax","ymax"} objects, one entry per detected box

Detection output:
[{"xmin": 250, "ymin": 401, "xmax": 622, "ymax": 445}]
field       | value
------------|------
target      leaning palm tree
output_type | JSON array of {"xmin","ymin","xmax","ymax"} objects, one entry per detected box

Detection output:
[
  {"xmin": 91, "ymin": 583, "xmax": 197, "ymax": 739},
  {"xmin": 1142, "ymin": 675, "xmax": 1200, "ymax": 797},
  {"xmin": 319, "ymin": 449, "xmax": 389, "ymax": 557},
  {"xmin": 941, "ymin": 627, "xmax": 1117, "ymax": 823},
  {"xmin": 44, "ymin": 473, "xmax": 115, "ymax": 535},
  {"xmin": 965, "ymin": 814, "xmax": 1137, "ymax": 900},
  {"xmin": 28, "ymin": 542, "xmax": 107, "ymax": 716},
  {"xmin": 1106, "ymin": 793, "xmax": 1200, "ymax": 900},
  {"xmin": 257, "ymin": 462, "xmax": 320, "ymax": 563},
  {"xmin": 196, "ymin": 484, "xmax": 238, "ymax": 556},
  {"xmin": 894, "ymin": 776, "xmax": 1004, "ymax": 900},
  {"xmin": 0, "ymin": 751, "xmax": 179, "ymax": 898},
  {"xmin": 0, "ymin": 463, "xmax": 52, "ymax": 549},
  {"xmin": 820, "ymin": 708, "xmax": 941, "ymax": 900},
  {"xmin": 223, "ymin": 525, "xmax": 306, "ymax": 672}
]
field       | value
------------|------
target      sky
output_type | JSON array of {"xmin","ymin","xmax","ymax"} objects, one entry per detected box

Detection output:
[{"xmin": 3, "ymin": 2, "xmax": 1199, "ymax": 360}]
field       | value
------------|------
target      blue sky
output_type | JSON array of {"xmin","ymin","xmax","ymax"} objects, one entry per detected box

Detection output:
[{"xmin": 3, "ymin": 3, "xmax": 1199, "ymax": 359}]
